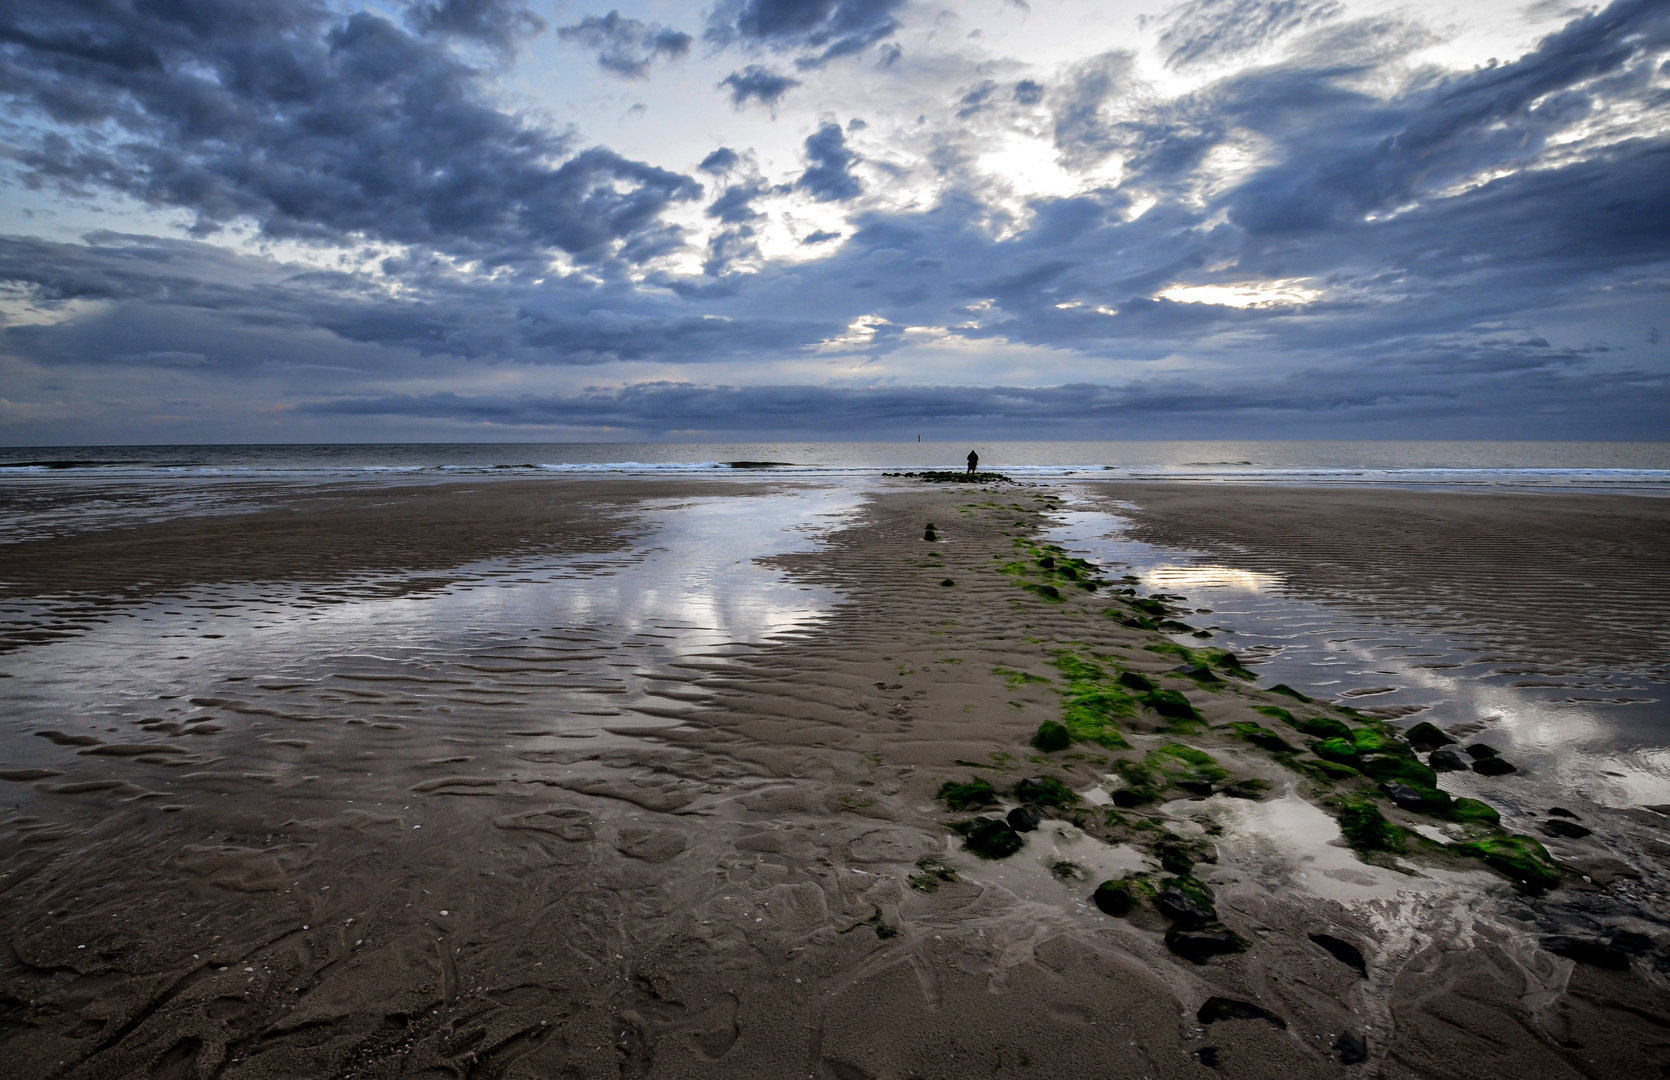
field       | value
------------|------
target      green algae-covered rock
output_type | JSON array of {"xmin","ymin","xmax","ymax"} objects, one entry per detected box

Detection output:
[
  {"xmin": 1338, "ymin": 796, "xmax": 1406, "ymax": 852},
  {"xmin": 937, "ymin": 778, "xmax": 998, "ymax": 811},
  {"xmin": 1030, "ymin": 720, "xmax": 1070, "ymax": 752},
  {"xmin": 1454, "ymin": 835, "xmax": 1561, "ymax": 893},
  {"xmin": 954, "ymin": 818, "xmax": 1024, "ymax": 860},
  {"xmin": 1449, "ymin": 797, "xmax": 1500, "ymax": 825},
  {"xmin": 1297, "ymin": 716, "xmax": 1354, "ymax": 741},
  {"xmin": 1313, "ymin": 737, "xmax": 1364, "ymax": 767}
]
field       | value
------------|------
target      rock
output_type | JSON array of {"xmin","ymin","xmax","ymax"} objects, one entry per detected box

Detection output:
[
  {"xmin": 1472, "ymin": 756, "xmax": 1518, "ymax": 776},
  {"xmin": 1334, "ymin": 1032, "xmax": 1368, "ymax": 1065},
  {"xmin": 940, "ymin": 578, "xmax": 955, "ymax": 587},
  {"xmin": 1014, "ymin": 778, "xmax": 1048, "ymax": 803},
  {"xmin": 1381, "ymin": 781, "xmax": 1442, "ymax": 813},
  {"xmin": 1118, "ymin": 671, "xmax": 1154, "ymax": 692},
  {"xmin": 1092, "ymin": 879, "xmax": 1138, "ymax": 917},
  {"xmin": 1193, "ymin": 1047, "xmax": 1219, "ymax": 1069},
  {"xmin": 1176, "ymin": 780, "xmax": 1216, "ymax": 797},
  {"xmin": 1196, "ymin": 996, "xmax": 1283, "ymax": 1027},
  {"xmin": 1549, "ymin": 806, "xmax": 1580, "ymax": 819},
  {"xmin": 1220, "ymin": 778, "xmax": 1270, "ymax": 800},
  {"xmin": 1154, "ymin": 887, "xmax": 1216, "ymax": 927},
  {"xmin": 958, "ymin": 818, "xmax": 1023, "ymax": 860},
  {"xmin": 1610, "ymin": 930, "xmax": 1653, "ymax": 953},
  {"xmin": 1429, "ymin": 746, "xmax": 1469, "ymax": 772},
  {"xmin": 1542, "ymin": 818, "xmax": 1592, "ymax": 839},
  {"xmin": 1464, "ymin": 742, "xmax": 1501, "ymax": 759},
  {"xmin": 1166, "ymin": 926, "xmax": 1245, "ymax": 964},
  {"xmin": 1006, "ymin": 805, "xmax": 1042, "ymax": 832},
  {"xmin": 1030, "ymin": 721, "xmax": 1070, "ymax": 753},
  {"xmin": 1405, "ymin": 721, "xmax": 1455, "ymax": 752},
  {"xmin": 1643, "ymin": 804, "xmax": 1670, "ymax": 816},
  {"xmin": 1545, "ymin": 935, "xmax": 1631, "ymax": 970},
  {"xmin": 1309, "ymin": 933, "xmax": 1368, "ymax": 976}
]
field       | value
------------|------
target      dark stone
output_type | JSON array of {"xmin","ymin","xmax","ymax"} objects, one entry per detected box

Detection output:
[
  {"xmin": 1267, "ymin": 683, "xmax": 1312, "ymax": 702},
  {"xmin": 940, "ymin": 578, "xmax": 955, "ymax": 587},
  {"xmin": 959, "ymin": 818, "xmax": 1023, "ymax": 860},
  {"xmin": 1196, "ymin": 996, "xmax": 1283, "ymax": 1027},
  {"xmin": 1173, "ymin": 663, "xmax": 1221, "ymax": 683},
  {"xmin": 922, "ymin": 526, "xmax": 937, "ymax": 541},
  {"xmin": 1548, "ymin": 807, "xmax": 1579, "ymax": 819},
  {"xmin": 1214, "ymin": 652, "xmax": 1243, "ymax": 668},
  {"xmin": 1542, "ymin": 818, "xmax": 1592, "ymax": 839},
  {"xmin": 1014, "ymin": 778, "xmax": 1047, "ymax": 802},
  {"xmin": 1118, "ymin": 670, "xmax": 1154, "ymax": 692},
  {"xmin": 1428, "ymin": 746, "xmax": 1469, "ymax": 772},
  {"xmin": 1545, "ymin": 935, "xmax": 1631, "ymax": 970},
  {"xmin": 1193, "ymin": 1046, "xmax": 1219, "ymax": 1068},
  {"xmin": 1381, "ymin": 781, "xmax": 1431, "ymax": 812},
  {"xmin": 1405, "ymin": 721, "xmax": 1455, "ymax": 752},
  {"xmin": 1176, "ymin": 780, "xmax": 1216, "ymax": 797},
  {"xmin": 1308, "ymin": 933, "xmax": 1368, "ymax": 976},
  {"xmin": 1464, "ymin": 742, "xmax": 1501, "ymax": 759},
  {"xmin": 1006, "ymin": 805, "xmax": 1043, "ymax": 832},
  {"xmin": 1472, "ymin": 756, "xmax": 1518, "ymax": 776},
  {"xmin": 1155, "ymin": 887, "xmax": 1216, "ymax": 927},
  {"xmin": 1112, "ymin": 788, "xmax": 1152, "ymax": 808},
  {"xmin": 1220, "ymin": 778, "xmax": 1270, "ymax": 800},
  {"xmin": 1334, "ymin": 1032, "xmax": 1368, "ymax": 1065},
  {"xmin": 1038, "ymin": 555, "xmax": 1055, "ymax": 569},
  {"xmin": 1610, "ymin": 931, "xmax": 1653, "ymax": 953},
  {"xmin": 1167, "ymin": 927, "xmax": 1245, "ymax": 964},
  {"xmin": 1092, "ymin": 879, "xmax": 1136, "ymax": 917}
]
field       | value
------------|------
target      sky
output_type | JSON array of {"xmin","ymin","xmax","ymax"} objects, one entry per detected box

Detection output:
[{"xmin": 0, "ymin": 0, "xmax": 1666, "ymax": 444}]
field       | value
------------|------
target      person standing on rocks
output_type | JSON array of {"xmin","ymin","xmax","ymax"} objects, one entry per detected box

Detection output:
[{"xmin": 966, "ymin": 449, "xmax": 979, "ymax": 475}]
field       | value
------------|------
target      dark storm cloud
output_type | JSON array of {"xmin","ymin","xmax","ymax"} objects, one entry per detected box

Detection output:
[
  {"xmin": 796, "ymin": 123, "xmax": 862, "ymax": 201},
  {"xmin": 406, "ymin": 0, "xmax": 546, "ymax": 53},
  {"xmin": 296, "ymin": 355, "xmax": 1669, "ymax": 438},
  {"xmin": 719, "ymin": 64, "xmax": 802, "ymax": 108},
  {"xmin": 1151, "ymin": 0, "xmax": 1343, "ymax": 71},
  {"xmin": 556, "ymin": 10, "xmax": 692, "ymax": 78},
  {"xmin": 705, "ymin": 0, "xmax": 907, "ymax": 67},
  {"xmin": 0, "ymin": 0, "xmax": 699, "ymax": 264}
]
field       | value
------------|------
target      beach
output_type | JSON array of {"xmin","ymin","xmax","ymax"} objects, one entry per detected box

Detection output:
[{"xmin": 2, "ymin": 472, "xmax": 1668, "ymax": 1079}]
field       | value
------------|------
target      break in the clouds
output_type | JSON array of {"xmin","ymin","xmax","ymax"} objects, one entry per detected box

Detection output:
[{"xmin": 0, "ymin": 0, "xmax": 1666, "ymax": 442}]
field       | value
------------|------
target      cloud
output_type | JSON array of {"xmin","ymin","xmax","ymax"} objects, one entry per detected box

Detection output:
[
  {"xmin": 557, "ymin": 10, "xmax": 692, "ymax": 78},
  {"xmin": 1152, "ymin": 0, "xmax": 1343, "ymax": 71},
  {"xmin": 797, "ymin": 123, "xmax": 863, "ymax": 201},
  {"xmin": 719, "ymin": 64, "xmax": 802, "ymax": 108},
  {"xmin": 706, "ymin": 0, "xmax": 907, "ymax": 67},
  {"xmin": 0, "ymin": 0, "xmax": 699, "ymax": 264},
  {"xmin": 699, "ymin": 148, "xmax": 742, "ymax": 174},
  {"xmin": 406, "ymin": 0, "xmax": 546, "ymax": 53}
]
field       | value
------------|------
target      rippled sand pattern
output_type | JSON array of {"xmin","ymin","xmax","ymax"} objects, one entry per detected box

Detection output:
[{"xmin": 1086, "ymin": 484, "xmax": 1670, "ymax": 682}]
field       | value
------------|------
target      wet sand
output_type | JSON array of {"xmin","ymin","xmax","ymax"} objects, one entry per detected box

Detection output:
[
  {"xmin": 1083, "ymin": 483, "xmax": 1670, "ymax": 681},
  {"xmin": 2, "ymin": 478, "xmax": 1668, "ymax": 1079}
]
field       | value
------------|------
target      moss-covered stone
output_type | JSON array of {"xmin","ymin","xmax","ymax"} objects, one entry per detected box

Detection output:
[
  {"xmin": 1268, "ymin": 683, "xmax": 1313, "ymax": 702},
  {"xmin": 953, "ymin": 817, "xmax": 1025, "ymax": 860},
  {"xmin": 1092, "ymin": 875, "xmax": 1155, "ymax": 916},
  {"xmin": 1312, "ymin": 737, "xmax": 1364, "ymax": 768},
  {"xmin": 1453, "ymin": 835, "xmax": 1561, "ymax": 893},
  {"xmin": 1254, "ymin": 705, "xmax": 1298, "ymax": 726},
  {"xmin": 1014, "ymin": 776, "xmax": 1079, "ymax": 808},
  {"xmin": 1449, "ymin": 797, "xmax": 1500, "ymax": 825},
  {"xmin": 1405, "ymin": 721, "xmax": 1455, "ymax": 751},
  {"xmin": 1142, "ymin": 689, "xmax": 1202, "ymax": 722},
  {"xmin": 1230, "ymin": 721, "xmax": 1294, "ymax": 753},
  {"xmin": 1360, "ymin": 755, "xmax": 1439, "ymax": 788},
  {"xmin": 1030, "ymin": 720, "xmax": 1070, "ymax": 753},
  {"xmin": 1337, "ymin": 796, "xmax": 1407, "ymax": 852},
  {"xmin": 937, "ymin": 778, "xmax": 998, "ymax": 811},
  {"xmin": 1297, "ymin": 716, "xmax": 1354, "ymax": 741}
]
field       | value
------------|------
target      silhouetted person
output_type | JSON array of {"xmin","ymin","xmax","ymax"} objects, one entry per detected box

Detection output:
[{"xmin": 966, "ymin": 449, "xmax": 978, "ymax": 475}]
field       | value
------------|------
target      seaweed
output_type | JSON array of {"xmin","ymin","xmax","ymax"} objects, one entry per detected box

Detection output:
[
  {"xmin": 992, "ymin": 666, "xmax": 1051, "ymax": 688},
  {"xmin": 1296, "ymin": 716, "xmax": 1353, "ymax": 741},
  {"xmin": 1030, "ymin": 721, "xmax": 1070, "ymax": 753},
  {"xmin": 952, "ymin": 817, "xmax": 1025, "ymax": 860},
  {"xmin": 1360, "ymin": 755, "xmax": 1439, "ymax": 789},
  {"xmin": 1449, "ymin": 797, "xmax": 1500, "ymax": 825},
  {"xmin": 1337, "ymin": 796, "xmax": 1407, "ymax": 852},
  {"xmin": 1312, "ymin": 737, "xmax": 1363, "ymax": 768},
  {"xmin": 908, "ymin": 856, "xmax": 959, "ymax": 892},
  {"xmin": 1453, "ymin": 835, "xmax": 1561, "ymax": 893},
  {"xmin": 1013, "ymin": 776, "xmax": 1079, "ymax": 808},
  {"xmin": 1253, "ymin": 705, "xmax": 1297, "ymax": 726},
  {"xmin": 937, "ymin": 778, "xmax": 998, "ymax": 811},
  {"xmin": 1149, "ymin": 743, "xmax": 1228, "ymax": 788}
]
